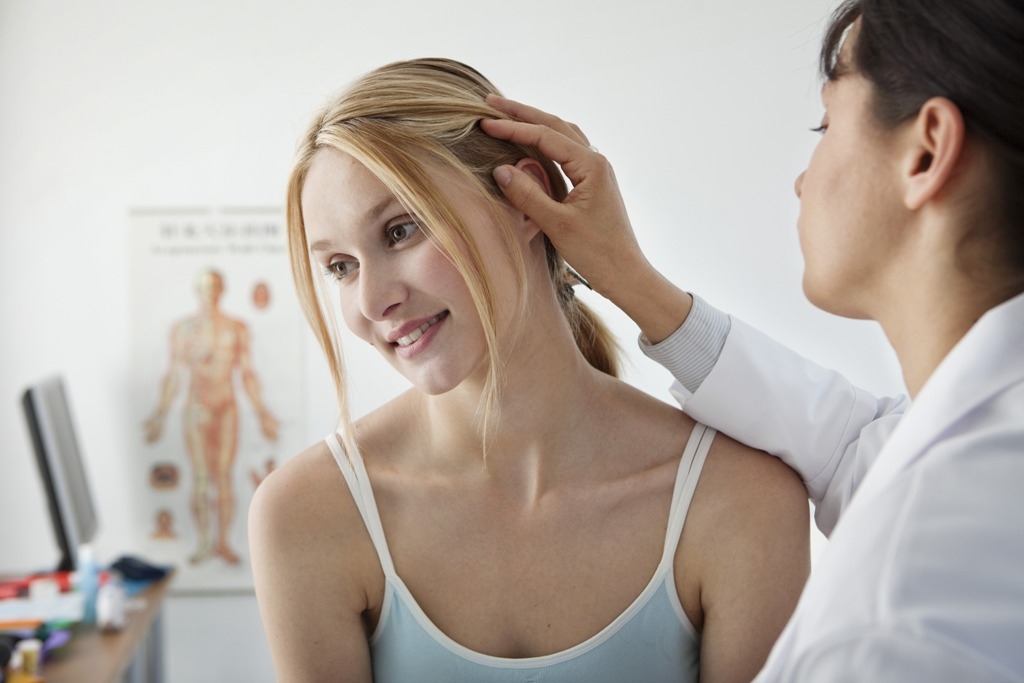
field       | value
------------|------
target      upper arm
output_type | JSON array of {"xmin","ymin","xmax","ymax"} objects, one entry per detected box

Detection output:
[
  {"xmin": 677, "ymin": 318, "xmax": 908, "ymax": 535},
  {"xmin": 786, "ymin": 628, "xmax": 1017, "ymax": 683},
  {"xmin": 248, "ymin": 445, "xmax": 378, "ymax": 683},
  {"xmin": 167, "ymin": 323, "xmax": 186, "ymax": 367},
  {"xmin": 677, "ymin": 436, "xmax": 811, "ymax": 683},
  {"xmin": 235, "ymin": 322, "xmax": 256, "ymax": 370}
]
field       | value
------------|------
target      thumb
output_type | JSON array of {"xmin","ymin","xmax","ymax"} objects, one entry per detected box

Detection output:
[{"xmin": 492, "ymin": 164, "xmax": 564, "ymax": 226}]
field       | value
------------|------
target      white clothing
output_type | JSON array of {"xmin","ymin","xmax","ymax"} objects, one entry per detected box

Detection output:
[{"xmin": 652, "ymin": 291, "xmax": 1024, "ymax": 682}]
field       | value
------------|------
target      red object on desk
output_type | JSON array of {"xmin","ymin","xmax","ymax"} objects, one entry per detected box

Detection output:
[
  {"xmin": 0, "ymin": 572, "xmax": 75, "ymax": 600},
  {"xmin": 0, "ymin": 580, "xmax": 25, "ymax": 600}
]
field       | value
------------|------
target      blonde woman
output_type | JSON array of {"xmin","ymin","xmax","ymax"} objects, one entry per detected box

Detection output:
[{"xmin": 248, "ymin": 58, "xmax": 809, "ymax": 683}]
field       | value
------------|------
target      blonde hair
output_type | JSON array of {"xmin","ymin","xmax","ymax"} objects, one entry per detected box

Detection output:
[{"xmin": 287, "ymin": 58, "xmax": 619, "ymax": 449}]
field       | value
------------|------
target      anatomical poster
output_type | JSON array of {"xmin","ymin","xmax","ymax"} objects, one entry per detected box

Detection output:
[{"xmin": 128, "ymin": 206, "xmax": 304, "ymax": 593}]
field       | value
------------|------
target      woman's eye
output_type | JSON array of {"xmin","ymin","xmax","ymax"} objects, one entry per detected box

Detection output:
[
  {"xmin": 326, "ymin": 259, "xmax": 358, "ymax": 280},
  {"xmin": 386, "ymin": 221, "xmax": 420, "ymax": 245}
]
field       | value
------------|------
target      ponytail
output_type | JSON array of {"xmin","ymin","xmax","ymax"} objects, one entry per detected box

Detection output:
[
  {"xmin": 563, "ymin": 295, "xmax": 620, "ymax": 378},
  {"xmin": 547, "ymin": 240, "xmax": 620, "ymax": 377}
]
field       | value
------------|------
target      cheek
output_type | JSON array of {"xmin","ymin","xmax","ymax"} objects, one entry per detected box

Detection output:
[
  {"xmin": 421, "ymin": 248, "xmax": 471, "ymax": 300},
  {"xmin": 800, "ymin": 144, "xmax": 831, "ymax": 203},
  {"xmin": 338, "ymin": 288, "xmax": 373, "ymax": 343},
  {"xmin": 795, "ymin": 148, "xmax": 842, "ymax": 285},
  {"xmin": 796, "ymin": 143, "xmax": 843, "ymax": 241}
]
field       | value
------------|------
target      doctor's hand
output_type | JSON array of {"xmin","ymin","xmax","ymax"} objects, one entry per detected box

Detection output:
[
  {"xmin": 481, "ymin": 95, "xmax": 641, "ymax": 298},
  {"xmin": 481, "ymin": 95, "xmax": 693, "ymax": 343}
]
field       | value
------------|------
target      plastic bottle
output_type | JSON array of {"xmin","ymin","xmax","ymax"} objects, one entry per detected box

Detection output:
[
  {"xmin": 96, "ymin": 571, "xmax": 127, "ymax": 631},
  {"xmin": 75, "ymin": 543, "xmax": 101, "ymax": 625}
]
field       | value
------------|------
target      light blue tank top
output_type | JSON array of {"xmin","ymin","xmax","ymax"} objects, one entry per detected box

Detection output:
[{"xmin": 324, "ymin": 424, "xmax": 716, "ymax": 682}]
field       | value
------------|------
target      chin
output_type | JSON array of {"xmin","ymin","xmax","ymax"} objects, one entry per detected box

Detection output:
[
  {"xmin": 802, "ymin": 276, "xmax": 873, "ymax": 321},
  {"xmin": 415, "ymin": 379, "xmax": 461, "ymax": 396},
  {"xmin": 410, "ymin": 359, "xmax": 490, "ymax": 398},
  {"xmin": 398, "ymin": 364, "xmax": 468, "ymax": 397}
]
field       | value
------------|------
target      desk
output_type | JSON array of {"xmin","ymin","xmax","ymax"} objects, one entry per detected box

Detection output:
[{"xmin": 10, "ymin": 574, "xmax": 172, "ymax": 683}]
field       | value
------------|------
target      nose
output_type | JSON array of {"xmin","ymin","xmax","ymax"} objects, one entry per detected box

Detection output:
[
  {"xmin": 794, "ymin": 171, "xmax": 805, "ymax": 198},
  {"xmin": 358, "ymin": 263, "xmax": 404, "ymax": 321}
]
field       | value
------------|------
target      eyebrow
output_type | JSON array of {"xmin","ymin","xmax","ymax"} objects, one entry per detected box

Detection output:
[{"xmin": 308, "ymin": 194, "xmax": 401, "ymax": 253}]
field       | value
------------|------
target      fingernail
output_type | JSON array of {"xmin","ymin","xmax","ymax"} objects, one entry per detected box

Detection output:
[{"xmin": 493, "ymin": 165, "xmax": 513, "ymax": 187}]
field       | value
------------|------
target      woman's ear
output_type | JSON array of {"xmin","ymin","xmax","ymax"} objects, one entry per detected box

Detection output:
[
  {"xmin": 512, "ymin": 158, "xmax": 554, "ymax": 241},
  {"xmin": 902, "ymin": 96, "xmax": 965, "ymax": 211}
]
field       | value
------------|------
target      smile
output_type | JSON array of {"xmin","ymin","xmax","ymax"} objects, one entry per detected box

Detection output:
[{"xmin": 394, "ymin": 311, "xmax": 448, "ymax": 347}]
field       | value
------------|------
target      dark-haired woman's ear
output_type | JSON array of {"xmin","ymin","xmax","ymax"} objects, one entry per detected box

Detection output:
[{"xmin": 903, "ymin": 96, "xmax": 965, "ymax": 211}]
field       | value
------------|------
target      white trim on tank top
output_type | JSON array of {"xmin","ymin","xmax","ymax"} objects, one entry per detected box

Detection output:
[{"xmin": 324, "ymin": 422, "xmax": 715, "ymax": 668}]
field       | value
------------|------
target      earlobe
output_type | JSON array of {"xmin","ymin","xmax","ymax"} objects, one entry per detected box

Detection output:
[{"xmin": 904, "ymin": 97, "xmax": 965, "ymax": 211}]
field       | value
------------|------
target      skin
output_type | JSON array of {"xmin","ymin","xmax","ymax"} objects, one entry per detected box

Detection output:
[
  {"xmin": 479, "ymin": 25, "xmax": 1008, "ymax": 398},
  {"xmin": 145, "ymin": 270, "xmax": 279, "ymax": 564},
  {"xmin": 249, "ymin": 148, "xmax": 810, "ymax": 682},
  {"xmin": 304, "ymin": 150, "xmax": 503, "ymax": 396}
]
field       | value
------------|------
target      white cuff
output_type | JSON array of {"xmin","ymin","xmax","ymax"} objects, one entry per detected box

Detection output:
[{"xmin": 639, "ymin": 293, "xmax": 731, "ymax": 393}]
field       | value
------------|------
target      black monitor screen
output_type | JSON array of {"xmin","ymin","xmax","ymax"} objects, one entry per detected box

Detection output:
[{"xmin": 21, "ymin": 376, "xmax": 99, "ymax": 572}]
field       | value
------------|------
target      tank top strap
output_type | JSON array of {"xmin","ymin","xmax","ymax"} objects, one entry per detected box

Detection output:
[
  {"xmin": 661, "ymin": 423, "xmax": 716, "ymax": 564},
  {"xmin": 324, "ymin": 432, "xmax": 398, "ymax": 578}
]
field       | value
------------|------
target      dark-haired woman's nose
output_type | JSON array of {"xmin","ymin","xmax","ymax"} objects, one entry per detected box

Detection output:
[{"xmin": 794, "ymin": 171, "xmax": 805, "ymax": 199}]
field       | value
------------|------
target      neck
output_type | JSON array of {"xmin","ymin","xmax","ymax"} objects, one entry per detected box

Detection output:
[
  {"xmin": 421, "ymin": 288, "xmax": 610, "ymax": 499},
  {"xmin": 875, "ymin": 251, "xmax": 1011, "ymax": 397}
]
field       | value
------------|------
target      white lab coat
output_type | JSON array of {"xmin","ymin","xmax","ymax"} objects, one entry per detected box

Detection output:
[{"xmin": 666, "ymin": 291, "xmax": 1024, "ymax": 682}]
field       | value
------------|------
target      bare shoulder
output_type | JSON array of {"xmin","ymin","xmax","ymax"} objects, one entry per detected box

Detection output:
[
  {"xmin": 226, "ymin": 315, "xmax": 250, "ymax": 337},
  {"xmin": 248, "ymin": 440, "xmax": 379, "ymax": 681},
  {"xmin": 676, "ymin": 431, "xmax": 811, "ymax": 681},
  {"xmin": 699, "ymin": 431, "xmax": 808, "ymax": 518},
  {"xmin": 250, "ymin": 441, "xmax": 358, "ymax": 548},
  {"xmin": 675, "ymin": 429, "xmax": 810, "ymax": 618},
  {"xmin": 683, "ymin": 431, "xmax": 809, "ymax": 563},
  {"xmin": 249, "ymin": 438, "xmax": 384, "ymax": 588}
]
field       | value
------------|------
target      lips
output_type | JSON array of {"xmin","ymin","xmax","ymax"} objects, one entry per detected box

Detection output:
[{"xmin": 392, "ymin": 311, "xmax": 448, "ymax": 347}]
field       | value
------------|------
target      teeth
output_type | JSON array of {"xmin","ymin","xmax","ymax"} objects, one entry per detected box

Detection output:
[{"xmin": 396, "ymin": 313, "xmax": 444, "ymax": 347}]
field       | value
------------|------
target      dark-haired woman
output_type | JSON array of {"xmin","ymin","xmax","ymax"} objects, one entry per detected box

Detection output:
[{"xmin": 482, "ymin": 0, "xmax": 1024, "ymax": 680}]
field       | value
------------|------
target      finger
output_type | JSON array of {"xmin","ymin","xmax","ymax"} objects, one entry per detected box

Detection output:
[
  {"xmin": 492, "ymin": 163, "xmax": 568, "ymax": 226},
  {"xmin": 481, "ymin": 119, "xmax": 583, "ymax": 166},
  {"xmin": 485, "ymin": 94, "xmax": 589, "ymax": 146},
  {"xmin": 482, "ymin": 119, "xmax": 596, "ymax": 189}
]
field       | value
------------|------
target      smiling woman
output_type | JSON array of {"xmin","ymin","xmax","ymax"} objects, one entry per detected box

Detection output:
[
  {"xmin": 301, "ymin": 147, "xmax": 496, "ymax": 397},
  {"xmin": 247, "ymin": 58, "xmax": 810, "ymax": 683},
  {"xmin": 286, "ymin": 59, "xmax": 618, "ymax": 447}
]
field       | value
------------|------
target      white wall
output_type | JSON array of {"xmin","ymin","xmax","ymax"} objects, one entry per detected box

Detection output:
[{"xmin": 0, "ymin": 1, "xmax": 904, "ymax": 680}]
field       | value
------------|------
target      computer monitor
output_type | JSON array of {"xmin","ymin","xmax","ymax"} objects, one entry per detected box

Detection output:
[{"xmin": 21, "ymin": 376, "xmax": 99, "ymax": 572}]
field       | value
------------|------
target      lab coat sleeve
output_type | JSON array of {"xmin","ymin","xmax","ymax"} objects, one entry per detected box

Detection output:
[
  {"xmin": 781, "ymin": 629, "xmax": 1018, "ymax": 683},
  {"xmin": 666, "ymin": 318, "xmax": 908, "ymax": 536}
]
